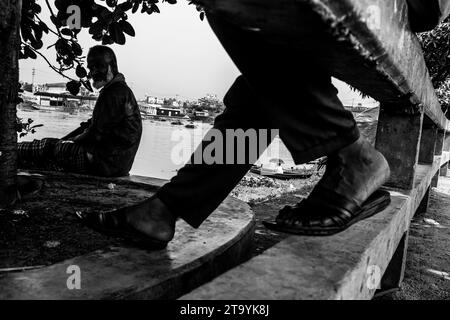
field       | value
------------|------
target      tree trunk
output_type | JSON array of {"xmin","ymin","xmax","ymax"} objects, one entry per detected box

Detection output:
[{"xmin": 0, "ymin": 0, "xmax": 21, "ymax": 208}]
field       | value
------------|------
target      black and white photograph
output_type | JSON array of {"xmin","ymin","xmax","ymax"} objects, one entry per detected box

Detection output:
[{"xmin": 0, "ymin": 0, "xmax": 449, "ymax": 306}]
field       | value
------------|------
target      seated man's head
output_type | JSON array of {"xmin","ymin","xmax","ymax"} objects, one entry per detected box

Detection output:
[{"xmin": 87, "ymin": 45, "xmax": 119, "ymax": 89}]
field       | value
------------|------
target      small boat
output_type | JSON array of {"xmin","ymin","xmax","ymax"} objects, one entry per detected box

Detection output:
[
  {"xmin": 250, "ymin": 166, "xmax": 313, "ymax": 180},
  {"xmin": 171, "ymin": 120, "xmax": 183, "ymax": 125},
  {"xmin": 185, "ymin": 123, "xmax": 197, "ymax": 129},
  {"xmin": 17, "ymin": 101, "xmax": 40, "ymax": 111},
  {"xmin": 250, "ymin": 161, "xmax": 315, "ymax": 180}
]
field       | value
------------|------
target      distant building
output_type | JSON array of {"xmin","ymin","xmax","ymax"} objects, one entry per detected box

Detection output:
[
  {"xmin": 145, "ymin": 95, "xmax": 164, "ymax": 105},
  {"xmin": 36, "ymin": 82, "xmax": 67, "ymax": 94},
  {"xmin": 156, "ymin": 106, "xmax": 182, "ymax": 117},
  {"xmin": 194, "ymin": 110, "xmax": 209, "ymax": 117},
  {"xmin": 139, "ymin": 103, "xmax": 158, "ymax": 115},
  {"xmin": 34, "ymin": 82, "xmax": 97, "ymax": 108}
]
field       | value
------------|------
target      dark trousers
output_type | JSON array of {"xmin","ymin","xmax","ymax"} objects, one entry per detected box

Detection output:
[
  {"xmin": 18, "ymin": 138, "xmax": 90, "ymax": 174},
  {"xmin": 157, "ymin": 14, "xmax": 360, "ymax": 228},
  {"xmin": 407, "ymin": 0, "xmax": 442, "ymax": 32}
]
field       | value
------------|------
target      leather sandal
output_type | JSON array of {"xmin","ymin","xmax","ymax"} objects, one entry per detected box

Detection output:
[
  {"xmin": 75, "ymin": 205, "xmax": 169, "ymax": 250},
  {"xmin": 263, "ymin": 187, "xmax": 391, "ymax": 236}
]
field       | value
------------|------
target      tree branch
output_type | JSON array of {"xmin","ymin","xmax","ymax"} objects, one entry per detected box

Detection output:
[
  {"xmin": 33, "ymin": 14, "xmax": 59, "ymax": 37},
  {"xmin": 22, "ymin": 42, "xmax": 77, "ymax": 82},
  {"xmin": 45, "ymin": 0, "xmax": 62, "ymax": 37}
]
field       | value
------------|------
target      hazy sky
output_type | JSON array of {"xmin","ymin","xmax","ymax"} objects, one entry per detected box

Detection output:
[{"xmin": 20, "ymin": 0, "xmax": 376, "ymax": 105}]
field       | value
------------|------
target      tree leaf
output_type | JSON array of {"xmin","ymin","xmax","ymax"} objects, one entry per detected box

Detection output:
[
  {"xmin": 102, "ymin": 34, "xmax": 114, "ymax": 45},
  {"xmin": 119, "ymin": 1, "xmax": 133, "ymax": 12},
  {"xmin": 106, "ymin": 0, "xmax": 117, "ymax": 8},
  {"xmin": 81, "ymin": 80, "xmax": 93, "ymax": 92},
  {"xmin": 71, "ymin": 42, "xmax": 82, "ymax": 56},
  {"xmin": 119, "ymin": 20, "xmax": 135, "ymax": 37},
  {"xmin": 39, "ymin": 21, "xmax": 49, "ymax": 34},
  {"xmin": 66, "ymin": 80, "xmax": 81, "ymax": 96},
  {"xmin": 50, "ymin": 15, "xmax": 62, "ymax": 28},
  {"xmin": 31, "ymin": 39, "xmax": 43, "ymax": 50},
  {"xmin": 76, "ymin": 65, "xmax": 87, "ymax": 78},
  {"xmin": 141, "ymin": 3, "xmax": 148, "ymax": 13},
  {"xmin": 151, "ymin": 4, "xmax": 160, "ymax": 13},
  {"xmin": 109, "ymin": 22, "xmax": 125, "ymax": 45},
  {"xmin": 61, "ymin": 28, "xmax": 72, "ymax": 36},
  {"xmin": 132, "ymin": 1, "xmax": 140, "ymax": 13},
  {"xmin": 24, "ymin": 46, "xmax": 37, "ymax": 59}
]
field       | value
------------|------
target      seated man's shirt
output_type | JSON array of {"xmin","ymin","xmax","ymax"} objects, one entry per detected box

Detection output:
[{"xmin": 77, "ymin": 73, "xmax": 142, "ymax": 177}]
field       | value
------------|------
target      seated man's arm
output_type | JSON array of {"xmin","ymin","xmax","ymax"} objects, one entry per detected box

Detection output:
[
  {"xmin": 76, "ymin": 90, "xmax": 126, "ymax": 146},
  {"xmin": 62, "ymin": 119, "xmax": 92, "ymax": 141}
]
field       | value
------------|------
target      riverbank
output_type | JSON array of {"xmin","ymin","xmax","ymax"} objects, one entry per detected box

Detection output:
[{"xmin": 231, "ymin": 171, "xmax": 323, "ymax": 205}]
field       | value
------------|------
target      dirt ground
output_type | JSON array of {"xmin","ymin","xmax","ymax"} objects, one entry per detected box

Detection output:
[
  {"xmin": 248, "ymin": 188, "xmax": 313, "ymax": 257},
  {"xmin": 0, "ymin": 172, "xmax": 155, "ymax": 269},
  {"xmin": 380, "ymin": 182, "xmax": 450, "ymax": 300}
]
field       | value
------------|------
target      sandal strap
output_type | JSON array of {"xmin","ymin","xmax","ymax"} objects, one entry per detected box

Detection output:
[
  {"xmin": 307, "ymin": 185, "xmax": 361, "ymax": 215},
  {"xmin": 276, "ymin": 186, "xmax": 361, "ymax": 228}
]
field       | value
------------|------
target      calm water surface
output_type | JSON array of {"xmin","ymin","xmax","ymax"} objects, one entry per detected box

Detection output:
[{"xmin": 17, "ymin": 109, "xmax": 294, "ymax": 179}]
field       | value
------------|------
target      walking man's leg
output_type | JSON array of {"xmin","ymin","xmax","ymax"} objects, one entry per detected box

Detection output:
[
  {"xmin": 78, "ymin": 12, "xmax": 390, "ymax": 243},
  {"xmin": 156, "ymin": 77, "xmax": 274, "ymax": 228},
  {"xmin": 92, "ymin": 75, "xmax": 276, "ymax": 242},
  {"xmin": 203, "ymin": 14, "xmax": 390, "ymax": 236}
]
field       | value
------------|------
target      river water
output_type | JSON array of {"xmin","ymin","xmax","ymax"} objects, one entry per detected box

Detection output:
[
  {"xmin": 17, "ymin": 108, "xmax": 377, "ymax": 179},
  {"xmin": 17, "ymin": 109, "xmax": 294, "ymax": 180}
]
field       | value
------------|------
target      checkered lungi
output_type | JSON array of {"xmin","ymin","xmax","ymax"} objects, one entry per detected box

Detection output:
[{"xmin": 17, "ymin": 138, "xmax": 90, "ymax": 174}]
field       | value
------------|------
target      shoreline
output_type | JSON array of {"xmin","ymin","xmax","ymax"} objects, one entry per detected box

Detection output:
[{"xmin": 231, "ymin": 171, "xmax": 323, "ymax": 205}]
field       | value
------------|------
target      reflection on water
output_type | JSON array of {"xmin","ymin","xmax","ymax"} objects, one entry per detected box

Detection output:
[{"xmin": 17, "ymin": 109, "xmax": 293, "ymax": 179}]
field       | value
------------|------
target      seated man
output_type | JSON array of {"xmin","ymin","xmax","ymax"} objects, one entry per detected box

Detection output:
[
  {"xmin": 18, "ymin": 46, "xmax": 142, "ymax": 178},
  {"xmin": 79, "ymin": 0, "xmax": 450, "ymax": 247}
]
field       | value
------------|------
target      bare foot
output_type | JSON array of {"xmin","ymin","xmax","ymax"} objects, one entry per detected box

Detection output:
[
  {"xmin": 317, "ymin": 135, "xmax": 390, "ymax": 206},
  {"xmin": 125, "ymin": 197, "xmax": 176, "ymax": 242}
]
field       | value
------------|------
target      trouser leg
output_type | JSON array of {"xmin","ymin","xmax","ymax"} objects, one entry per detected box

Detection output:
[
  {"xmin": 18, "ymin": 138, "xmax": 89, "ymax": 174},
  {"xmin": 17, "ymin": 138, "xmax": 59, "ymax": 169},
  {"xmin": 53, "ymin": 140, "xmax": 90, "ymax": 174},
  {"xmin": 206, "ymin": 14, "xmax": 360, "ymax": 164},
  {"xmin": 406, "ymin": 0, "xmax": 442, "ymax": 32},
  {"xmin": 157, "ymin": 14, "xmax": 360, "ymax": 228},
  {"xmin": 157, "ymin": 76, "xmax": 274, "ymax": 228}
]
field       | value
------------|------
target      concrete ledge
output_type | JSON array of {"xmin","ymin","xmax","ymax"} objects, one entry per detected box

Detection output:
[
  {"xmin": 203, "ymin": 0, "xmax": 446, "ymax": 128},
  {"xmin": 0, "ymin": 176, "xmax": 255, "ymax": 299},
  {"xmin": 118, "ymin": 174, "xmax": 168, "ymax": 188},
  {"xmin": 181, "ymin": 153, "xmax": 450, "ymax": 300}
]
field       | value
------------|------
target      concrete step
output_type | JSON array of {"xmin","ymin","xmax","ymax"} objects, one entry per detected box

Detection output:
[
  {"xmin": 181, "ymin": 153, "xmax": 449, "ymax": 300},
  {"xmin": 0, "ymin": 175, "xmax": 255, "ymax": 299}
]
